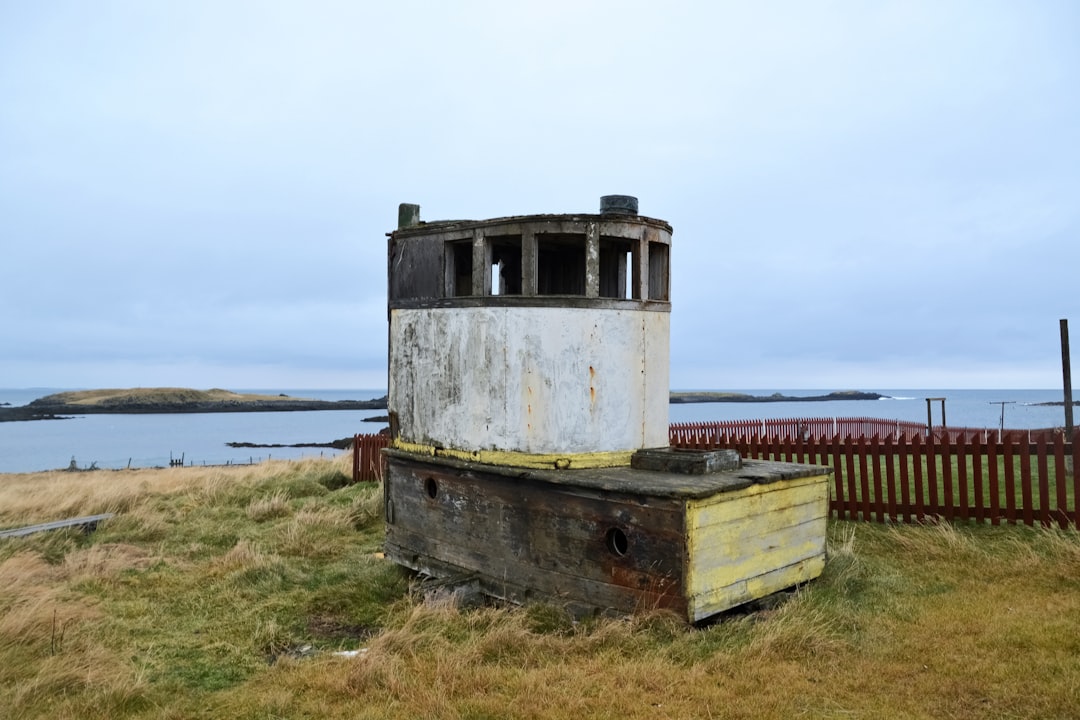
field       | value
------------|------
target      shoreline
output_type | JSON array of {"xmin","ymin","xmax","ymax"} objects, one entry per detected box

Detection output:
[{"xmin": 0, "ymin": 388, "xmax": 886, "ymax": 423}]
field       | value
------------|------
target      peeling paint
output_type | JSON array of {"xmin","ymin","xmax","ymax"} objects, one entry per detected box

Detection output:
[{"xmin": 390, "ymin": 306, "xmax": 668, "ymax": 456}]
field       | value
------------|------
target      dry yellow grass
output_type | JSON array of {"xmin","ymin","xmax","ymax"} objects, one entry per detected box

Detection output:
[
  {"xmin": 0, "ymin": 456, "xmax": 348, "ymax": 528},
  {"xmin": 1, "ymin": 456, "xmax": 1078, "ymax": 719}
]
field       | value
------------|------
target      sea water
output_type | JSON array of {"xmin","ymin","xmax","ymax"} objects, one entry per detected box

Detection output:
[
  {"xmin": 0, "ymin": 388, "xmax": 1072, "ymax": 474},
  {"xmin": 668, "ymin": 389, "xmax": 1071, "ymax": 430},
  {"xmin": 0, "ymin": 389, "xmax": 388, "ymax": 473}
]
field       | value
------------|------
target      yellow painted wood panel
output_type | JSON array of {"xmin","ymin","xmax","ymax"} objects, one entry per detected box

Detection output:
[
  {"xmin": 686, "ymin": 518, "xmax": 826, "ymax": 597},
  {"xmin": 684, "ymin": 474, "xmax": 829, "ymax": 611},
  {"xmin": 688, "ymin": 556, "xmax": 826, "ymax": 622},
  {"xmin": 688, "ymin": 514, "xmax": 827, "ymax": 562},
  {"xmin": 687, "ymin": 474, "xmax": 829, "ymax": 529},
  {"xmin": 688, "ymin": 498, "xmax": 827, "ymax": 549}
]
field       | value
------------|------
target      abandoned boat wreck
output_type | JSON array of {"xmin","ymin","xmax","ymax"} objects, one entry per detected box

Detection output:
[{"xmin": 383, "ymin": 196, "xmax": 831, "ymax": 622}]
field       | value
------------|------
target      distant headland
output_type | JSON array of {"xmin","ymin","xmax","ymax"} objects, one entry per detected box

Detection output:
[
  {"xmin": 0, "ymin": 387, "xmax": 887, "ymax": 422},
  {"xmin": 669, "ymin": 390, "xmax": 887, "ymax": 403},
  {"xmin": 0, "ymin": 388, "xmax": 388, "ymax": 422}
]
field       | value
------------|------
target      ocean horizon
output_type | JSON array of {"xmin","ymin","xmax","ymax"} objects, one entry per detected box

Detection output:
[{"xmin": 0, "ymin": 388, "xmax": 1073, "ymax": 474}]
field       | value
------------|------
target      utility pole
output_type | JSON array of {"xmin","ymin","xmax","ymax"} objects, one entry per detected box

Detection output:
[{"xmin": 1062, "ymin": 319, "xmax": 1073, "ymax": 436}]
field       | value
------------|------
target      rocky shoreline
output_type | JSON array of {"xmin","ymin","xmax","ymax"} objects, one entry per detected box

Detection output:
[{"xmin": 227, "ymin": 437, "xmax": 358, "ymax": 450}]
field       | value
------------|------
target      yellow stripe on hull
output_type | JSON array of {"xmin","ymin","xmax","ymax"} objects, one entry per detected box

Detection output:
[{"xmin": 391, "ymin": 439, "xmax": 633, "ymax": 469}]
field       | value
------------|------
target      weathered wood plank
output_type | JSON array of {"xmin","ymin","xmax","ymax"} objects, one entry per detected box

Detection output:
[
  {"xmin": 385, "ymin": 527, "xmax": 685, "ymax": 615},
  {"xmin": 687, "ymin": 556, "xmax": 825, "ymax": 623},
  {"xmin": 0, "ymin": 513, "xmax": 115, "ymax": 539},
  {"xmin": 686, "ymin": 519, "xmax": 826, "ymax": 597},
  {"xmin": 385, "ymin": 457, "xmax": 686, "ymax": 604},
  {"xmin": 686, "ymin": 476, "xmax": 827, "ymax": 529},
  {"xmin": 688, "ymin": 500, "xmax": 828, "ymax": 548}
]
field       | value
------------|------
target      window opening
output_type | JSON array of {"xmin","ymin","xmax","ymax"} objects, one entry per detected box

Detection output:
[
  {"xmin": 647, "ymin": 242, "xmax": 669, "ymax": 301},
  {"xmin": 599, "ymin": 238, "xmax": 633, "ymax": 299},
  {"xmin": 537, "ymin": 233, "xmax": 586, "ymax": 295},
  {"xmin": 489, "ymin": 236, "xmax": 522, "ymax": 296},
  {"xmin": 449, "ymin": 241, "xmax": 473, "ymax": 297}
]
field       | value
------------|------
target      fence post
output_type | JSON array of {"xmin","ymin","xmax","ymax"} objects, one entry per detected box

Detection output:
[
  {"xmin": 1053, "ymin": 432, "xmax": 1068, "ymax": 529},
  {"xmin": 883, "ymin": 435, "xmax": 897, "ymax": 523},
  {"xmin": 987, "ymin": 436, "xmax": 999, "ymax": 526},
  {"xmin": 1020, "ymin": 439, "xmax": 1034, "ymax": 526},
  {"xmin": 912, "ymin": 434, "xmax": 926, "ymax": 523},
  {"xmin": 1037, "ymin": 437, "xmax": 1051, "ymax": 527},
  {"xmin": 957, "ymin": 434, "xmax": 971, "ymax": 523},
  {"xmin": 858, "ymin": 436, "xmax": 871, "ymax": 523},
  {"xmin": 971, "ymin": 436, "xmax": 984, "ymax": 524},
  {"xmin": 926, "ymin": 433, "xmax": 939, "ymax": 520},
  {"xmin": 897, "ymin": 435, "xmax": 912, "ymax": 523},
  {"xmin": 1004, "ymin": 436, "xmax": 1017, "ymax": 524},
  {"xmin": 831, "ymin": 434, "xmax": 845, "ymax": 521},
  {"xmin": 845, "ymin": 436, "xmax": 859, "ymax": 521},
  {"xmin": 940, "ymin": 433, "xmax": 954, "ymax": 522}
]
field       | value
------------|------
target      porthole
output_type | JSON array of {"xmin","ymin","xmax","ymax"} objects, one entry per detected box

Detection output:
[
  {"xmin": 424, "ymin": 477, "xmax": 438, "ymax": 499},
  {"xmin": 605, "ymin": 527, "xmax": 629, "ymax": 557}
]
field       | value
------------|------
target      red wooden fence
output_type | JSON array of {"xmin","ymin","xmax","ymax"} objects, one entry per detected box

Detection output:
[
  {"xmin": 669, "ymin": 418, "xmax": 1063, "ymax": 446},
  {"xmin": 669, "ymin": 425, "xmax": 1080, "ymax": 529},
  {"xmin": 353, "ymin": 420, "xmax": 1078, "ymax": 527},
  {"xmin": 352, "ymin": 433, "xmax": 390, "ymax": 483}
]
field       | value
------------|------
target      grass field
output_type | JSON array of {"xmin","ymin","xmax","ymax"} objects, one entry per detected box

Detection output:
[{"xmin": 1, "ymin": 455, "xmax": 1078, "ymax": 719}]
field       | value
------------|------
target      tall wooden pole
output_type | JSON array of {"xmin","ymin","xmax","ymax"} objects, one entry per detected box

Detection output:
[{"xmin": 1062, "ymin": 319, "xmax": 1073, "ymax": 436}]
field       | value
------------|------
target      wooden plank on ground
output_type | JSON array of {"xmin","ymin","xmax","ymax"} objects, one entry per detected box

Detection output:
[{"xmin": 0, "ymin": 513, "xmax": 115, "ymax": 539}]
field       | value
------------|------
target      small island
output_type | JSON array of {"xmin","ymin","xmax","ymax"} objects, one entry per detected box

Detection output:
[{"xmin": 0, "ymin": 388, "xmax": 388, "ymax": 422}]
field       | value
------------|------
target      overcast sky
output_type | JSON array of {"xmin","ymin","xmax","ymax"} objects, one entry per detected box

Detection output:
[{"xmin": 2, "ymin": 1, "xmax": 1077, "ymax": 391}]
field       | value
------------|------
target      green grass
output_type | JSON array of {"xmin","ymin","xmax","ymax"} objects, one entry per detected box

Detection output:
[{"xmin": 2, "ymin": 457, "xmax": 1079, "ymax": 718}]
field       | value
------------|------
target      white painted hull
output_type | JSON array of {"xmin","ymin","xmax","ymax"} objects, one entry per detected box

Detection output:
[{"xmin": 389, "ymin": 306, "xmax": 670, "ymax": 456}]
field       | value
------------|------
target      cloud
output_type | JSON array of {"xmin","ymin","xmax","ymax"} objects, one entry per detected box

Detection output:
[{"xmin": 1, "ymin": 1, "xmax": 1077, "ymax": 389}]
